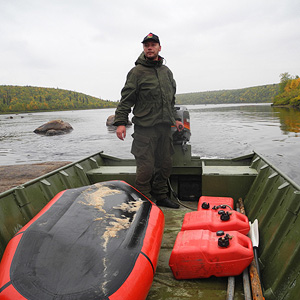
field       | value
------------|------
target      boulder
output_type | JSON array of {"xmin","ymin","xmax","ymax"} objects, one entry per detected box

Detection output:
[
  {"xmin": 106, "ymin": 115, "xmax": 116, "ymax": 126},
  {"xmin": 106, "ymin": 115, "xmax": 132, "ymax": 126},
  {"xmin": 45, "ymin": 129, "xmax": 67, "ymax": 136},
  {"xmin": 34, "ymin": 120, "xmax": 73, "ymax": 135}
]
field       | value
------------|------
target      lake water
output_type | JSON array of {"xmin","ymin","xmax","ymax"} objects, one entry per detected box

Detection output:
[{"xmin": 1, "ymin": 103, "xmax": 300, "ymax": 185}]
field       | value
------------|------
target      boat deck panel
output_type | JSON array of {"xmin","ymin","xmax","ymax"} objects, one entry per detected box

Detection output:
[{"xmin": 86, "ymin": 166, "xmax": 137, "ymax": 186}]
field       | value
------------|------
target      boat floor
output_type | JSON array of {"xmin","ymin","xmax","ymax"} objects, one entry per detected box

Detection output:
[{"xmin": 147, "ymin": 203, "xmax": 245, "ymax": 300}]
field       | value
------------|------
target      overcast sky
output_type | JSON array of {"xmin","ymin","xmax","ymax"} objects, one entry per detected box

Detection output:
[{"xmin": 0, "ymin": 0, "xmax": 299, "ymax": 101}]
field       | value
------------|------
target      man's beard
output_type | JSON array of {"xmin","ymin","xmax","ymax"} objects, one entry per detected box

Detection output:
[{"xmin": 146, "ymin": 54, "xmax": 158, "ymax": 61}]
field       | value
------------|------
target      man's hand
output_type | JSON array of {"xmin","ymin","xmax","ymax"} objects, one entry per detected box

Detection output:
[
  {"xmin": 116, "ymin": 125, "xmax": 126, "ymax": 140},
  {"xmin": 175, "ymin": 120, "xmax": 184, "ymax": 132}
]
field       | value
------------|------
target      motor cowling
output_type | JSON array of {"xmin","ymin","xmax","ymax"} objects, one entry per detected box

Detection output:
[{"xmin": 172, "ymin": 106, "xmax": 191, "ymax": 145}]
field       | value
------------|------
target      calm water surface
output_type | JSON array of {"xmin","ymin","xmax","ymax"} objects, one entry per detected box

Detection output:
[{"xmin": 1, "ymin": 103, "xmax": 300, "ymax": 184}]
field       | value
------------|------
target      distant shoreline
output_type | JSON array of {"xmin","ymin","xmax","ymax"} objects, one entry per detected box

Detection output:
[
  {"xmin": 271, "ymin": 103, "xmax": 300, "ymax": 109},
  {"xmin": 0, "ymin": 107, "xmax": 116, "ymax": 115}
]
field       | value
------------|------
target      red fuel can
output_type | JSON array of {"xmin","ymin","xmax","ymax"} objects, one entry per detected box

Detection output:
[
  {"xmin": 181, "ymin": 210, "xmax": 250, "ymax": 235},
  {"xmin": 169, "ymin": 229, "xmax": 253, "ymax": 279},
  {"xmin": 198, "ymin": 196, "xmax": 234, "ymax": 211}
]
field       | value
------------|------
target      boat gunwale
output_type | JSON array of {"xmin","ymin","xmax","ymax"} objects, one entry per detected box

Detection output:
[{"xmin": 252, "ymin": 151, "xmax": 300, "ymax": 191}]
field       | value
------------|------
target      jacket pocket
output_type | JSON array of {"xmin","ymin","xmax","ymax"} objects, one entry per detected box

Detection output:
[
  {"xmin": 133, "ymin": 105, "xmax": 152, "ymax": 118},
  {"xmin": 169, "ymin": 136, "xmax": 175, "ymax": 156}
]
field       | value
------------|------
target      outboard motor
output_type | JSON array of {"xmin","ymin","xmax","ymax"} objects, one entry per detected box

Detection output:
[
  {"xmin": 172, "ymin": 106, "xmax": 191, "ymax": 149},
  {"xmin": 170, "ymin": 106, "xmax": 199, "ymax": 202}
]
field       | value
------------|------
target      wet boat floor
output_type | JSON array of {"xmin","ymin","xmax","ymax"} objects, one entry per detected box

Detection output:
[{"xmin": 147, "ymin": 203, "xmax": 245, "ymax": 300}]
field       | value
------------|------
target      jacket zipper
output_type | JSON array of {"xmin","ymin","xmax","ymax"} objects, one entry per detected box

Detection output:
[{"xmin": 155, "ymin": 66, "xmax": 164, "ymax": 122}]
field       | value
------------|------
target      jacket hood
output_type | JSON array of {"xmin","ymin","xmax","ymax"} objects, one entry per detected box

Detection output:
[{"xmin": 135, "ymin": 52, "xmax": 164, "ymax": 67}]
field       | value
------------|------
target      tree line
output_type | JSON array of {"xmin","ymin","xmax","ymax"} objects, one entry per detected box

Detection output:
[
  {"xmin": 0, "ymin": 85, "xmax": 118, "ymax": 113},
  {"xmin": 272, "ymin": 73, "xmax": 300, "ymax": 108},
  {"xmin": 175, "ymin": 84, "xmax": 279, "ymax": 105},
  {"xmin": 2, "ymin": 78, "xmax": 297, "ymax": 114}
]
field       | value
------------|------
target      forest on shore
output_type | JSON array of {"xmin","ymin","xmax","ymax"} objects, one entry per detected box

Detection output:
[
  {"xmin": 0, "ymin": 85, "xmax": 117, "ymax": 113},
  {"xmin": 1, "ymin": 76, "xmax": 299, "ymax": 114},
  {"xmin": 272, "ymin": 73, "xmax": 300, "ymax": 108},
  {"xmin": 175, "ymin": 84, "xmax": 279, "ymax": 105}
]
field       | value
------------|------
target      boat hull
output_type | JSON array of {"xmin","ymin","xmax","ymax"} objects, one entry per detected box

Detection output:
[{"xmin": 1, "ymin": 147, "xmax": 300, "ymax": 299}]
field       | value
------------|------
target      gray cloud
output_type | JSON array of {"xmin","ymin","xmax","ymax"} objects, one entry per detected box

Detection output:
[{"xmin": 0, "ymin": 0, "xmax": 299, "ymax": 100}]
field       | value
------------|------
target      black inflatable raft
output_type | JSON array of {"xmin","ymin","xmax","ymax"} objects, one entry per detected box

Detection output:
[{"xmin": 0, "ymin": 181, "xmax": 164, "ymax": 300}]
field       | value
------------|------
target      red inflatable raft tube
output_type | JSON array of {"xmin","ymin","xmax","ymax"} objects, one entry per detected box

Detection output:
[
  {"xmin": 0, "ymin": 181, "xmax": 164, "ymax": 300},
  {"xmin": 197, "ymin": 196, "xmax": 234, "ymax": 211},
  {"xmin": 169, "ymin": 229, "xmax": 254, "ymax": 279},
  {"xmin": 181, "ymin": 209, "xmax": 250, "ymax": 235}
]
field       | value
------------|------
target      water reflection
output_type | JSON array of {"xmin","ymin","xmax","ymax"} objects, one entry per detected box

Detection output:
[
  {"xmin": 106, "ymin": 126, "xmax": 117, "ymax": 133},
  {"xmin": 188, "ymin": 104, "xmax": 300, "ymax": 135},
  {"xmin": 272, "ymin": 106, "xmax": 300, "ymax": 134}
]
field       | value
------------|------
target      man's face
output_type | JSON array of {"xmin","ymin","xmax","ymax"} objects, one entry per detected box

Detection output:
[{"xmin": 143, "ymin": 41, "xmax": 161, "ymax": 61}]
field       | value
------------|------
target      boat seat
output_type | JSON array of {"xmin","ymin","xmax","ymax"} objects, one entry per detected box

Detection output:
[
  {"xmin": 86, "ymin": 166, "xmax": 136, "ymax": 185},
  {"xmin": 202, "ymin": 165, "xmax": 258, "ymax": 176},
  {"xmin": 202, "ymin": 162, "xmax": 258, "ymax": 200}
]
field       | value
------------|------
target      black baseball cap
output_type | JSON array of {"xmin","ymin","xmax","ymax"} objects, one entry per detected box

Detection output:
[{"xmin": 141, "ymin": 33, "xmax": 160, "ymax": 44}]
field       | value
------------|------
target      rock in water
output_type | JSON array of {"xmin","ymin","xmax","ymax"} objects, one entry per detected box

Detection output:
[
  {"xmin": 34, "ymin": 120, "xmax": 73, "ymax": 135},
  {"xmin": 106, "ymin": 115, "xmax": 132, "ymax": 126},
  {"xmin": 106, "ymin": 115, "xmax": 116, "ymax": 126}
]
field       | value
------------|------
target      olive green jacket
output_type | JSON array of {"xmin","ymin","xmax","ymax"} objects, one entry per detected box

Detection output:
[{"xmin": 113, "ymin": 53, "xmax": 179, "ymax": 127}]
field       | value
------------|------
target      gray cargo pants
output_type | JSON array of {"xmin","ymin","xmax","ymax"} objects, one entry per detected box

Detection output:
[{"xmin": 131, "ymin": 124, "xmax": 175, "ymax": 200}]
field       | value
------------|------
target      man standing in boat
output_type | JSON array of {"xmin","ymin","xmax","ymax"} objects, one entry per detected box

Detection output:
[{"xmin": 113, "ymin": 32, "xmax": 183, "ymax": 208}]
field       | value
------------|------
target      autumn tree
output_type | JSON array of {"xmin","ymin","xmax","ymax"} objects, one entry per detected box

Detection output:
[{"xmin": 279, "ymin": 72, "xmax": 293, "ymax": 93}]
